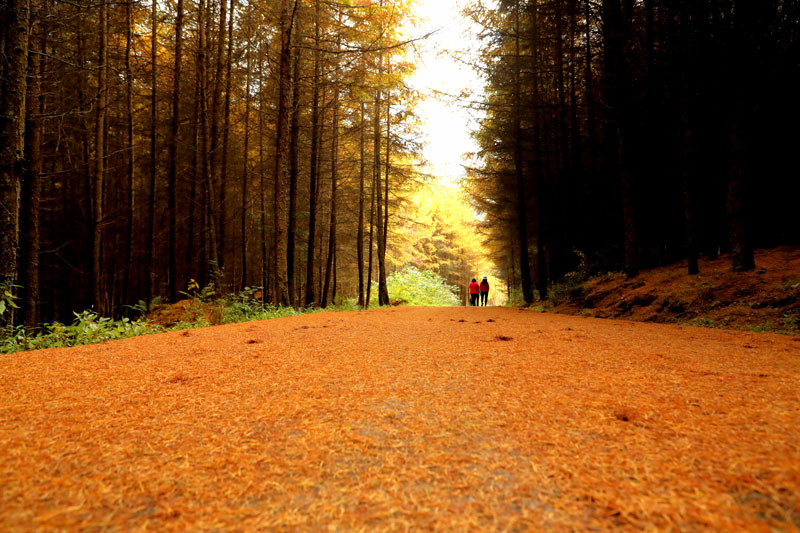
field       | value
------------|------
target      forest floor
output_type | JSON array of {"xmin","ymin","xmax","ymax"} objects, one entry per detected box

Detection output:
[
  {"xmin": 2, "ymin": 306, "xmax": 799, "ymax": 530},
  {"xmin": 553, "ymin": 246, "xmax": 800, "ymax": 335}
]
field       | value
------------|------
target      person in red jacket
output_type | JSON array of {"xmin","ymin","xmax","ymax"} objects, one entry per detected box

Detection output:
[
  {"xmin": 468, "ymin": 278, "xmax": 480, "ymax": 306},
  {"xmin": 479, "ymin": 276, "xmax": 490, "ymax": 306}
]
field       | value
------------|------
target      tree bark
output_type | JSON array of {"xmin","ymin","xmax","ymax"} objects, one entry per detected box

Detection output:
[
  {"xmin": 378, "ymin": 78, "xmax": 391, "ymax": 306},
  {"xmin": 322, "ymin": 82, "xmax": 339, "ymax": 308},
  {"xmin": 365, "ymin": 148, "xmax": 376, "ymax": 309},
  {"xmin": 198, "ymin": 0, "xmax": 219, "ymax": 285},
  {"xmin": 93, "ymin": 0, "xmax": 108, "ymax": 313},
  {"xmin": 219, "ymin": 0, "xmax": 236, "ymax": 280},
  {"xmin": 167, "ymin": 0, "xmax": 184, "ymax": 301},
  {"xmin": 121, "ymin": 0, "xmax": 136, "ymax": 310},
  {"xmin": 210, "ymin": 0, "xmax": 228, "ymax": 270},
  {"xmin": 287, "ymin": 26, "xmax": 301, "ymax": 306},
  {"xmin": 356, "ymin": 100, "xmax": 366, "ymax": 307},
  {"xmin": 20, "ymin": 3, "xmax": 41, "ymax": 327},
  {"xmin": 240, "ymin": 48, "xmax": 251, "ymax": 289},
  {"xmin": 602, "ymin": 0, "xmax": 639, "ymax": 277},
  {"xmin": 513, "ymin": 1, "xmax": 534, "ymax": 303},
  {"xmin": 305, "ymin": 0, "xmax": 321, "ymax": 307},
  {"xmin": 272, "ymin": 0, "xmax": 295, "ymax": 306},
  {"xmin": 145, "ymin": 0, "xmax": 158, "ymax": 308}
]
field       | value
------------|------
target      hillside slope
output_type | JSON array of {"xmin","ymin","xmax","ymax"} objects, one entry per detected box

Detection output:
[{"xmin": 553, "ymin": 246, "xmax": 800, "ymax": 335}]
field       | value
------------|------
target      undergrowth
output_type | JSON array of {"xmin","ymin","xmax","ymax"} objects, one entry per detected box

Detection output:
[
  {"xmin": 384, "ymin": 266, "xmax": 460, "ymax": 306},
  {"xmin": 0, "ymin": 288, "xmax": 377, "ymax": 354}
]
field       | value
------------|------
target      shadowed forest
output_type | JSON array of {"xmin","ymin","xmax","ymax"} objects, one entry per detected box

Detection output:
[
  {"xmin": 1, "ymin": 0, "xmax": 799, "ymax": 327},
  {"xmin": 465, "ymin": 0, "xmax": 800, "ymax": 302}
]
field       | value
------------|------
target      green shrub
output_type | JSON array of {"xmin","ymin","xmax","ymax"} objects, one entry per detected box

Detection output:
[
  {"xmin": 1, "ymin": 311, "xmax": 163, "ymax": 354},
  {"xmin": 382, "ymin": 266, "xmax": 460, "ymax": 306}
]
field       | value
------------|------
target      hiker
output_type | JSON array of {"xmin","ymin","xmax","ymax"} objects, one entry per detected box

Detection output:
[
  {"xmin": 468, "ymin": 278, "xmax": 480, "ymax": 306},
  {"xmin": 479, "ymin": 276, "xmax": 490, "ymax": 306}
]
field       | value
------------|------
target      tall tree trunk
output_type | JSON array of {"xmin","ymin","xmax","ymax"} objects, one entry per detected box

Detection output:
[
  {"xmin": 513, "ymin": 1, "xmax": 534, "ymax": 303},
  {"xmin": 145, "ymin": 0, "xmax": 158, "ymax": 307},
  {"xmin": 322, "ymin": 82, "xmax": 339, "ymax": 308},
  {"xmin": 530, "ymin": 0, "xmax": 549, "ymax": 299},
  {"xmin": 186, "ymin": 75, "xmax": 201, "ymax": 290},
  {"xmin": 122, "ymin": 0, "xmax": 135, "ymax": 310},
  {"xmin": 727, "ymin": 120, "xmax": 754, "ymax": 271},
  {"xmin": 210, "ymin": 0, "xmax": 227, "ymax": 271},
  {"xmin": 305, "ymin": 0, "xmax": 320, "ymax": 307},
  {"xmin": 378, "ymin": 80, "xmax": 391, "ymax": 306},
  {"xmin": 219, "ymin": 0, "xmax": 235, "ymax": 280},
  {"xmin": 584, "ymin": 0, "xmax": 597, "ymax": 176},
  {"xmin": 259, "ymin": 63, "xmax": 267, "ymax": 304},
  {"xmin": 287, "ymin": 28, "xmax": 301, "ymax": 306},
  {"xmin": 679, "ymin": 3, "xmax": 699, "ymax": 275},
  {"xmin": 20, "ymin": 5, "xmax": 41, "ymax": 327},
  {"xmin": 373, "ymin": 89, "xmax": 386, "ymax": 306},
  {"xmin": 602, "ymin": 0, "xmax": 639, "ymax": 277},
  {"xmin": 365, "ymin": 152, "xmax": 376, "ymax": 309},
  {"xmin": 272, "ymin": 0, "xmax": 295, "ymax": 306},
  {"xmin": 356, "ymin": 100, "xmax": 366, "ymax": 307},
  {"xmin": 198, "ymin": 0, "xmax": 218, "ymax": 284},
  {"xmin": 240, "ymin": 49, "xmax": 251, "ymax": 290},
  {"xmin": 727, "ymin": 0, "xmax": 755, "ymax": 272},
  {"xmin": 93, "ymin": 0, "xmax": 108, "ymax": 313},
  {"xmin": 167, "ymin": 0, "xmax": 184, "ymax": 301}
]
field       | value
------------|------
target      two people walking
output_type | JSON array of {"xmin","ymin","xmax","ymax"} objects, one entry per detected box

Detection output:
[{"xmin": 468, "ymin": 276, "xmax": 490, "ymax": 306}]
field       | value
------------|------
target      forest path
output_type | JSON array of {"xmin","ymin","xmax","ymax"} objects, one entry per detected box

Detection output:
[{"xmin": 1, "ymin": 307, "xmax": 799, "ymax": 530}]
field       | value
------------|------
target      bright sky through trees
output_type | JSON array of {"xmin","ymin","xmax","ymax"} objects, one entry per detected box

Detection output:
[{"xmin": 407, "ymin": 0, "xmax": 488, "ymax": 185}]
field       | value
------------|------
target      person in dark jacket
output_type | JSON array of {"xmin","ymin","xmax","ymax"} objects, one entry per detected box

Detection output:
[
  {"xmin": 479, "ymin": 276, "xmax": 490, "ymax": 306},
  {"xmin": 468, "ymin": 278, "xmax": 480, "ymax": 306}
]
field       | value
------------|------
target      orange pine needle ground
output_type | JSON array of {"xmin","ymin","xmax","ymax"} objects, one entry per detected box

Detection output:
[{"xmin": 1, "ymin": 307, "xmax": 798, "ymax": 530}]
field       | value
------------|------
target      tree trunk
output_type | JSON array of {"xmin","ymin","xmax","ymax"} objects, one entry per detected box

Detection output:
[
  {"xmin": 356, "ymin": 100, "xmax": 366, "ymax": 307},
  {"xmin": 602, "ymin": 0, "xmax": 639, "ymax": 277},
  {"xmin": 258, "ymin": 60, "xmax": 267, "ymax": 303},
  {"xmin": 120, "ymin": 0, "xmax": 136, "ymax": 310},
  {"xmin": 373, "ymin": 89, "xmax": 386, "ymax": 306},
  {"xmin": 365, "ymin": 151, "xmax": 376, "ymax": 309},
  {"xmin": 210, "ymin": 0, "xmax": 227, "ymax": 271},
  {"xmin": 20, "ymin": 5, "xmax": 40, "ymax": 327},
  {"xmin": 287, "ymin": 28, "xmax": 301, "ymax": 306},
  {"xmin": 219, "ymin": 0, "xmax": 236, "ymax": 281},
  {"xmin": 679, "ymin": 3, "xmax": 699, "ymax": 275},
  {"xmin": 513, "ymin": 2, "xmax": 534, "ymax": 303},
  {"xmin": 305, "ymin": 0, "xmax": 320, "ymax": 307},
  {"xmin": 93, "ymin": 0, "xmax": 108, "ymax": 313},
  {"xmin": 198, "ymin": 0, "xmax": 219, "ymax": 284},
  {"xmin": 322, "ymin": 83, "xmax": 339, "ymax": 308},
  {"xmin": 272, "ymin": 0, "xmax": 295, "ymax": 306},
  {"xmin": 378, "ymin": 80, "xmax": 391, "ymax": 306},
  {"xmin": 145, "ymin": 0, "xmax": 158, "ymax": 308},
  {"xmin": 167, "ymin": 0, "xmax": 184, "ymax": 301},
  {"xmin": 727, "ymin": 120, "xmax": 754, "ymax": 271},
  {"xmin": 186, "ymin": 74, "xmax": 201, "ymax": 290},
  {"xmin": 241, "ymin": 49, "xmax": 251, "ymax": 289}
]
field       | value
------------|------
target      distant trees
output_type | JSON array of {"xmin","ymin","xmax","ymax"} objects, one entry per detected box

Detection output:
[
  {"xmin": 466, "ymin": 0, "xmax": 800, "ymax": 302},
  {"xmin": 1, "ymin": 0, "xmax": 425, "ymax": 325}
]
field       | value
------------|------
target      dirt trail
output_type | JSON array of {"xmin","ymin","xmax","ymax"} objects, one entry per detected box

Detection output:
[{"xmin": 1, "ymin": 307, "xmax": 799, "ymax": 530}]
